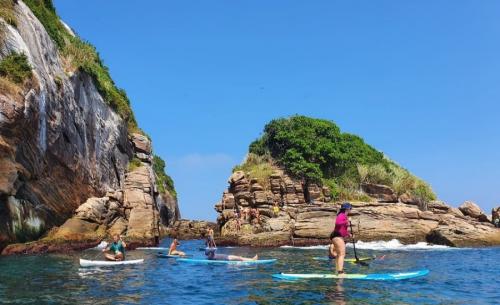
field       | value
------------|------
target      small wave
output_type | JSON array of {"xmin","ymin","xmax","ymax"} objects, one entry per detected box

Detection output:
[
  {"xmin": 280, "ymin": 239, "xmax": 452, "ymax": 251},
  {"xmin": 347, "ymin": 239, "xmax": 452, "ymax": 251},
  {"xmin": 78, "ymin": 267, "xmax": 112, "ymax": 277}
]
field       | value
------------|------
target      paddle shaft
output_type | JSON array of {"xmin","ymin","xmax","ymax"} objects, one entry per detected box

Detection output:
[
  {"xmin": 349, "ymin": 221, "xmax": 368, "ymax": 266},
  {"xmin": 349, "ymin": 221, "xmax": 359, "ymax": 260}
]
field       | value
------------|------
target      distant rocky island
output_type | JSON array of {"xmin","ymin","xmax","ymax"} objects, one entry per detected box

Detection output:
[
  {"xmin": 0, "ymin": 0, "xmax": 178, "ymax": 255},
  {"xmin": 199, "ymin": 116, "xmax": 499, "ymax": 247}
]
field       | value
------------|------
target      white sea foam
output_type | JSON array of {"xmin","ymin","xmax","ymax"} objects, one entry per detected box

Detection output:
[
  {"xmin": 78, "ymin": 267, "xmax": 111, "ymax": 277},
  {"xmin": 281, "ymin": 239, "xmax": 452, "ymax": 251},
  {"xmin": 281, "ymin": 245, "xmax": 329, "ymax": 250}
]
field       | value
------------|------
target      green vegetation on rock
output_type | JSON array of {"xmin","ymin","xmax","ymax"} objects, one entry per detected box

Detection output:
[
  {"xmin": 128, "ymin": 157, "xmax": 142, "ymax": 172},
  {"xmin": 0, "ymin": 0, "xmax": 17, "ymax": 27},
  {"xmin": 248, "ymin": 115, "xmax": 435, "ymax": 202},
  {"xmin": 0, "ymin": 53, "xmax": 32, "ymax": 84},
  {"xmin": 233, "ymin": 153, "xmax": 275, "ymax": 189},
  {"xmin": 23, "ymin": 0, "xmax": 138, "ymax": 131},
  {"xmin": 153, "ymin": 155, "xmax": 176, "ymax": 199}
]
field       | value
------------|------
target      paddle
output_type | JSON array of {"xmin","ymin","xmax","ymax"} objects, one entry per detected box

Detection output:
[{"xmin": 349, "ymin": 221, "xmax": 369, "ymax": 266}]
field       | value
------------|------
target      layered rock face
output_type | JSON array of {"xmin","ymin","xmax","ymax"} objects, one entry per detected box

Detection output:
[
  {"xmin": 214, "ymin": 171, "xmax": 500, "ymax": 247},
  {"xmin": 0, "ymin": 2, "xmax": 179, "ymax": 254}
]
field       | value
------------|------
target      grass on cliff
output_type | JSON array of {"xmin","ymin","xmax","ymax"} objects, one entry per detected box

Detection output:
[
  {"xmin": 249, "ymin": 115, "xmax": 436, "ymax": 203},
  {"xmin": 0, "ymin": 0, "xmax": 17, "ymax": 27},
  {"xmin": 153, "ymin": 155, "xmax": 177, "ymax": 199},
  {"xmin": 23, "ymin": 0, "xmax": 139, "ymax": 131},
  {"xmin": 128, "ymin": 157, "xmax": 142, "ymax": 172},
  {"xmin": 0, "ymin": 53, "xmax": 32, "ymax": 84},
  {"xmin": 233, "ymin": 153, "xmax": 275, "ymax": 189}
]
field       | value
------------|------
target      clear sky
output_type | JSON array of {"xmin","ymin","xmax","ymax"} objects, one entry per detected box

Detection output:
[{"xmin": 53, "ymin": 0, "xmax": 500, "ymax": 220}]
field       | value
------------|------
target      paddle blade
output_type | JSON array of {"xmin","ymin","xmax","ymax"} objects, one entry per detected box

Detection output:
[{"xmin": 356, "ymin": 260, "xmax": 370, "ymax": 266}]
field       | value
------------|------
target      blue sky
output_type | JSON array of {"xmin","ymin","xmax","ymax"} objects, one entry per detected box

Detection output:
[{"xmin": 54, "ymin": 0, "xmax": 500, "ymax": 220}]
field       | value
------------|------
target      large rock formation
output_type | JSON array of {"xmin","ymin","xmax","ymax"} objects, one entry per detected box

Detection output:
[
  {"xmin": 214, "ymin": 171, "xmax": 500, "ymax": 247},
  {"xmin": 164, "ymin": 219, "xmax": 217, "ymax": 240},
  {"xmin": 0, "ymin": 2, "xmax": 178, "ymax": 254}
]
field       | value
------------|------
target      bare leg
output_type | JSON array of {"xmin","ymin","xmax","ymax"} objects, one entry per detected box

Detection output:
[
  {"xmin": 114, "ymin": 252, "xmax": 124, "ymax": 261},
  {"xmin": 332, "ymin": 237, "xmax": 346, "ymax": 274},
  {"xmin": 104, "ymin": 253, "xmax": 116, "ymax": 261},
  {"xmin": 227, "ymin": 254, "xmax": 258, "ymax": 261}
]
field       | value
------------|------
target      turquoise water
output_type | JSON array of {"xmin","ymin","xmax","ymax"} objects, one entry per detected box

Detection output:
[{"xmin": 0, "ymin": 239, "xmax": 499, "ymax": 304}]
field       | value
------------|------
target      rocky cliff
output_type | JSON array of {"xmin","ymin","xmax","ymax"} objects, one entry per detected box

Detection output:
[
  {"xmin": 0, "ymin": 1, "xmax": 179, "ymax": 254},
  {"xmin": 215, "ymin": 169, "xmax": 500, "ymax": 247}
]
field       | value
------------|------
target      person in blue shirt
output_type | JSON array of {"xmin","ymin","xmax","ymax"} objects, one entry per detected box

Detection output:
[{"xmin": 102, "ymin": 234, "xmax": 127, "ymax": 261}]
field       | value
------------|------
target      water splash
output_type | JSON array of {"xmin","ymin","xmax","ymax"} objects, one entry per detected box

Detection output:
[
  {"xmin": 281, "ymin": 239, "xmax": 453, "ymax": 251},
  {"xmin": 348, "ymin": 239, "xmax": 452, "ymax": 251}
]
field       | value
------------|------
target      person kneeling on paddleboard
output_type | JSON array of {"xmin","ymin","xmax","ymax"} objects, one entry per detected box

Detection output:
[
  {"xmin": 204, "ymin": 248, "xmax": 258, "ymax": 261},
  {"xmin": 168, "ymin": 238, "xmax": 186, "ymax": 257},
  {"xmin": 331, "ymin": 202, "xmax": 352, "ymax": 275},
  {"xmin": 103, "ymin": 234, "xmax": 127, "ymax": 261}
]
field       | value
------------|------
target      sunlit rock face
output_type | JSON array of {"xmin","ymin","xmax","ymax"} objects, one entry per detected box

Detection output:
[
  {"xmin": 0, "ymin": 1, "xmax": 131, "ymax": 251},
  {"xmin": 214, "ymin": 170, "xmax": 500, "ymax": 248}
]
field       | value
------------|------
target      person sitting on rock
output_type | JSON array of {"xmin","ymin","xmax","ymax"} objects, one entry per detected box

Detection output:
[
  {"xmin": 253, "ymin": 209, "xmax": 260, "ymax": 224},
  {"xmin": 205, "ymin": 247, "xmax": 258, "ymax": 261},
  {"xmin": 168, "ymin": 238, "xmax": 186, "ymax": 257},
  {"xmin": 234, "ymin": 210, "xmax": 241, "ymax": 231},
  {"xmin": 243, "ymin": 207, "xmax": 250, "ymax": 222},
  {"xmin": 102, "ymin": 234, "xmax": 126, "ymax": 261},
  {"xmin": 494, "ymin": 218, "xmax": 500, "ymax": 228}
]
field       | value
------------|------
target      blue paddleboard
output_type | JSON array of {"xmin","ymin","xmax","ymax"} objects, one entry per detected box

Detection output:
[
  {"xmin": 157, "ymin": 253, "xmax": 190, "ymax": 258},
  {"xmin": 273, "ymin": 269, "xmax": 429, "ymax": 281},
  {"xmin": 177, "ymin": 258, "xmax": 277, "ymax": 265}
]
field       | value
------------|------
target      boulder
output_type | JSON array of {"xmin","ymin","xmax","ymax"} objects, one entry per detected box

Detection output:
[
  {"xmin": 222, "ymin": 209, "xmax": 236, "ymax": 221},
  {"xmin": 131, "ymin": 133, "xmax": 152, "ymax": 154},
  {"xmin": 52, "ymin": 218, "xmax": 102, "ymax": 240},
  {"xmin": 75, "ymin": 197, "xmax": 109, "ymax": 224},
  {"xmin": 307, "ymin": 184, "xmax": 322, "ymax": 201},
  {"xmin": 426, "ymin": 217, "xmax": 500, "ymax": 247},
  {"xmin": 222, "ymin": 192, "xmax": 235, "ymax": 209},
  {"xmin": 253, "ymin": 191, "xmax": 268, "ymax": 204},
  {"xmin": 126, "ymin": 208, "xmax": 156, "ymax": 240},
  {"xmin": 459, "ymin": 201, "xmax": 484, "ymax": 219},
  {"xmin": 165, "ymin": 220, "xmax": 217, "ymax": 240},
  {"xmin": 228, "ymin": 171, "xmax": 246, "ymax": 184},
  {"xmin": 250, "ymin": 183, "xmax": 264, "ymax": 192},
  {"xmin": 285, "ymin": 193, "xmax": 299, "ymax": 205},
  {"xmin": 108, "ymin": 217, "xmax": 128, "ymax": 236},
  {"xmin": 361, "ymin": 183, "xmax": 398, "ymax": 203}
]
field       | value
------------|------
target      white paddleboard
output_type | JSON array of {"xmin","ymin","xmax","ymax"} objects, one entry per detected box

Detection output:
[{"xmin": 80, "ymin": 258, "xmax": 144, "ymax": 267}]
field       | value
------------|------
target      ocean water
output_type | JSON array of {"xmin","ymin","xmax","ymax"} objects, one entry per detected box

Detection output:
[{"xmin": 0, "ymin": 239, "xmax": 499, "ymax": 304}]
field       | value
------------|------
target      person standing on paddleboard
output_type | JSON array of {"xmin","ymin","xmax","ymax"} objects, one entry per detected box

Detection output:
[
  {"xmin": 103, "ymin": 234, "xmax": 127, "ymax": 261},
  {"xmin": 331, "ymin": 202, "xmax": 352, "ymax": 275}
]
